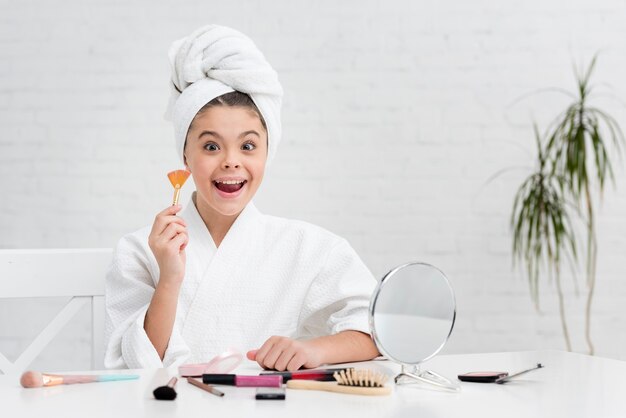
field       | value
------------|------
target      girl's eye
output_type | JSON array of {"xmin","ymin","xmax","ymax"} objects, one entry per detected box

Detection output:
[
  {"xmin": 242, "ymin": 142, "xmax": 256, "ymax": 151},
  {"xmin": 204, "ymin": 143, "xmax": 219, "ymax": 151}
]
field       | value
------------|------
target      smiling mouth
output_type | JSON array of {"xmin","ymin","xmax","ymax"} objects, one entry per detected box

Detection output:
[{"xmin": 213, "ymin": 179, "xmax": 247, "ymax": 194}]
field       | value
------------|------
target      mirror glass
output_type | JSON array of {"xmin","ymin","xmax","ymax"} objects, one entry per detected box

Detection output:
[{"xmin": 370, "ymin": 262, "xmax": 456, "ymax": 365}]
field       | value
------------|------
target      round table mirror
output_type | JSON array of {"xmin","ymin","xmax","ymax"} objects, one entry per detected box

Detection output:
[{"xmin": 369, "ymin": 262, "xmax": 459, "ymax": 391}]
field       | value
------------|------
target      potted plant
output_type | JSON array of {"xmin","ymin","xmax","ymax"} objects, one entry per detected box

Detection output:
[{"xmin": 510, "ymin": 56, "xmax": 624, "ymax": 354}]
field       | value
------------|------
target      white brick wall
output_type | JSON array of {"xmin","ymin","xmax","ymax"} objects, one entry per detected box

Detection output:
[{"xmin": 1, "ymin": 0, "xmax": 625, "ymax": 371}]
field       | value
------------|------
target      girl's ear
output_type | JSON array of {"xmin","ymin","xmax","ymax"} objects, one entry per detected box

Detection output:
[{"xmin": 183, "ymin": 139, "xmax": 190, "ymax": 171}]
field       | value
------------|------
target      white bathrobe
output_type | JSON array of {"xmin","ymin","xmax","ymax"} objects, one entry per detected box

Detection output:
[{"xmin": 104, "ymin": 198, "xmax": 376, "ymax": 369}]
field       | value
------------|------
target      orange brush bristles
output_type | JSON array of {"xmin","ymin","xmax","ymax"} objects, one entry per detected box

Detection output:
[
  {"xmin": 167, "ymin": 170, "xmax": 191, "ymax": 189},
  {"xmin": 167, "ymin": 169, "xmax": 191, "ymax": 206}
]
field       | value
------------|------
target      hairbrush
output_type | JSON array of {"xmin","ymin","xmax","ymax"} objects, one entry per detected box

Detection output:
[
  {"xmin": 20, "ymin": 371, "xmax": 139, "ymax": 388},
  {"xmin": 167, "ymin": 170, "xmax": 191, "ymax": 206},
  {"xmin": 286, "ymin": 368, "xmax": 391, "ymax": 396}
]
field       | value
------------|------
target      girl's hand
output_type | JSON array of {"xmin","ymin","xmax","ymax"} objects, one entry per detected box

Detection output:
[
  {"xmin": 247, "ymin": 336, "xmax": 323, "ymax": 371},
  {"xmin": 148, "ymin": 205, "xmax": 189, "ymax": 287}
]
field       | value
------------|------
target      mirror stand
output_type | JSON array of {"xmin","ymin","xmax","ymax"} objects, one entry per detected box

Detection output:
[{"xmin": 395, "ymin": 364, "xmax": 460, "ymax": 392}]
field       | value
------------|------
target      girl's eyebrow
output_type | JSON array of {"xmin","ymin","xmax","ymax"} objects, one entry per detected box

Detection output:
[{"xmin": 198, "ymin": 130, "xmax": 261, "ymax": 140}]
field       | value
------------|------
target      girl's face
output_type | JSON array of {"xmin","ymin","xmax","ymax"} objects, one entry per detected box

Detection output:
[{"xmin": 184, "ymin": 106, "xmax": 267, "ymax": 218}]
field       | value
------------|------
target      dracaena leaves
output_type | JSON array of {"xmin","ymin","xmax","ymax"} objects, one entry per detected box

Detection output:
[{"xmin": 510, "ymin": 55, "xmax": 624, "ymax": 353}]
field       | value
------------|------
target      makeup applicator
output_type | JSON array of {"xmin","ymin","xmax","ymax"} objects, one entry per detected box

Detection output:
[
  {"xmin": 167, "ymin": 170, "xmax": 191, "ymax": 206},
  {"xmin": 20, "ymin": 371, "xmax": 139, "ymax": 388},
  {"xmin": 153, "ymin": 377, "xmax": 178, "ymax": 401}
]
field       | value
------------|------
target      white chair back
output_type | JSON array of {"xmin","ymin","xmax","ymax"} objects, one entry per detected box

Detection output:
[{"xmin": 0, "ymin": 249, "xmax": 111, "ymax": 375}]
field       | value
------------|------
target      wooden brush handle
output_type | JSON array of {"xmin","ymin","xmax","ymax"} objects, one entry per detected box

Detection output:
[{"xmin": 287, "ymin": 379, "xmax": 391, "ymax": 396}]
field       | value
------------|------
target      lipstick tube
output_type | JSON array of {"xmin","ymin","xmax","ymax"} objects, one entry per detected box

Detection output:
[{"xmin": 202, "ymin": 374, "xmax": 283, "ymax": 388}]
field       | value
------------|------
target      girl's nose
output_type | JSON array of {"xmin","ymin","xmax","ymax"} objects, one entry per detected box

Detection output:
[{"xmin": 223, "ymin": 157, "xmax": 240, "ymax": 169}]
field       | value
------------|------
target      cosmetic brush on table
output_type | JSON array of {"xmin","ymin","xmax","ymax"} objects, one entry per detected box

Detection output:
[
  {"xmin": 20, "ymin": 371, "xmax": 139, "ymax": 388},
  {"xmin": 153, "ymin": 377, "xmax": 178, "ymax": 400},
  {"xmin": 187, "ymin": 377, "xmax": 224, "ymax": 397},
  {"xmin": 495, "ymin": 363, "xmax": 544, "ymax": 384}
]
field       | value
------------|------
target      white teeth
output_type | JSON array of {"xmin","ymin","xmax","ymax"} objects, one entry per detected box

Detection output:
[{"xmin": 215, "ymin": 180, "xmax": 245, "ymax": 185}]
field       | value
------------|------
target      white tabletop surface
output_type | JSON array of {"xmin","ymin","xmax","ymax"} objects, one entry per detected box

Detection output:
[{"xmin": 2, "ymin": 350, "xmax": 625, "ymax": 418}]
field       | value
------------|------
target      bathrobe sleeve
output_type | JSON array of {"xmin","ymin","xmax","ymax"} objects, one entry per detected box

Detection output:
[
  {"xmin": 104, "ymin": 231, "xmax": 191, "ymax": 369},
  {"xmin": 298, "ymin": 238, "xmax": 377, "ymax": 338}
]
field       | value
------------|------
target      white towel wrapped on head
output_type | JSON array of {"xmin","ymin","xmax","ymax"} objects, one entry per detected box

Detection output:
[{"xmin": 165, "ymin": 25, "xmax": 283, "ymax": 164}]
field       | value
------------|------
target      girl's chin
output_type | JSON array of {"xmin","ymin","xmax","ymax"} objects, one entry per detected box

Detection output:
[
  {"xmin": 198, "ymin": 200, "xmax": 247, "ymax": 218},
  {"xmin": 214, "ymin": 202, "xmax": 247, "ymax": 216},
  {"xmin": 197, "ymin": 190, "xmax": 251, "ymax": 216}
]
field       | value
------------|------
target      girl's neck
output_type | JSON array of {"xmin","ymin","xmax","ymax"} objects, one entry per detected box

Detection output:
[{"xmin": 193, "ymin": 193, "xmax": 241, "ymax": 247}]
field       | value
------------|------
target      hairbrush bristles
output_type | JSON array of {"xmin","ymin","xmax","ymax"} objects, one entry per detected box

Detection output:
[{"xmin": 334, "ymin": 369, "xmax": 388, "ymax": 388}]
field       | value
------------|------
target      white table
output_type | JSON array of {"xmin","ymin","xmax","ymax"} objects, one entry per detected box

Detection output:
[{"xmin": 2, "ymin": 350, "xmax": 625, "ymax": 418}]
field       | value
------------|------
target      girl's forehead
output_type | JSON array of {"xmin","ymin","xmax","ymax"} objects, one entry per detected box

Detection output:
[
  {"xmin": 195, "ymin": 106, "xmax": 264, "ymax": 128},
  {"xmin": 189, "ymin": 106, "xmax": 268, "ymax": 144}
]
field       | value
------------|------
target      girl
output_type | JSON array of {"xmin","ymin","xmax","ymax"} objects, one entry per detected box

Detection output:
[{"xmin": 104, "ymin": 25, "xmax": 379, "ymax": 371}]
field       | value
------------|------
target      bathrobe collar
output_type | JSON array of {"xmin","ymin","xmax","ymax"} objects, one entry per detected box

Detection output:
[
  {"xmin": 181, "ymin": 191, "xmax": 262, "ymax": 253},
  {"xmin": 180, "ymin": 192, "xmax": 265, "ymax": 362}
]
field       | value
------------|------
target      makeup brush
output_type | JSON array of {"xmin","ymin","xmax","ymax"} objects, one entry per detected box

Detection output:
[
  {"xmin": 167, "ymin": 170, "xmax": 191, "ymax": 206},
  {"xmin": 495, "ymin": 363, "xmax": 544, "ymax": 384},
  {"xmin": 20, "ymin": 371, "xmax": 139, "ymax": 388},
  {"xmin": 187, "ymin": 377, "xmax": 224, "ymax": 397},
  {"xmin": 153, "ymin": 377, "xmax": 178, "ymax": 400},
  {"xmin": 286, "ymin": 368, "xmax": 391, "ymax": 396}
]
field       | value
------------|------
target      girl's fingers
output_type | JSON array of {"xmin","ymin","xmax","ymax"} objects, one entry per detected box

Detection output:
[
  {"xmin": 161, "ymin": 204, "xmax": 183, "ymax": 216},
  {"xmin": 274, "ymin": 348, "xmax": 297, "ymax": 371},
  {"xmin": 153, "ymin": 215, "xmax": 187, "ymax": 236},
  {"xmin": 254, "ymin": 339, "xmax": 275, "ymax": 369},
  {"xmin": 159, "ymin": 222, "xmax": 187, "ymax": 241},
  {"xmin": 261, "ymin": 343, "xmax": 286, "ymax": 370},
  {"xmin": 286, "ymin": 353, "xmax": 305, "ymax": 372},
  {"xmin": 150, "ymin": 205, "xmax": 187, "ymax": 236},
  {"xmin": 171, "ymin": 232, "xmax": 188, "ymax": 252}
]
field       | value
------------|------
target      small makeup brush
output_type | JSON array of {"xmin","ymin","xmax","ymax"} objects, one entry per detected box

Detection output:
[
  {"xmin": 20, "ymin": 371, "xmax": 139, "ymax": 388},
  {"xmin": 167, "ymin": 170, "xmax": 191, "ymax": 206},
  {"xmin": 153, "ymin": 377, "xmax": 178, "ymax": 401},
  {"xmin": 495, "ymin": 363, "xmax": 544, "ymax": 384}
]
